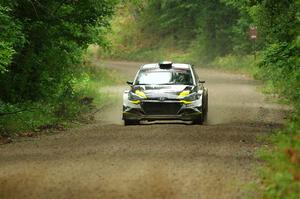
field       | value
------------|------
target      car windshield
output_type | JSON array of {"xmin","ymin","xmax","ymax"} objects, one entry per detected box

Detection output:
[{"xmin": 135, "ymin": 70, "xmax": 193, "ymax": 85}]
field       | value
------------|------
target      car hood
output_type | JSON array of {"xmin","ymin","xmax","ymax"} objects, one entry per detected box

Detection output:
[{"xmin": 133, "ymin": 85, "xmax": 194, "ymax": 99}]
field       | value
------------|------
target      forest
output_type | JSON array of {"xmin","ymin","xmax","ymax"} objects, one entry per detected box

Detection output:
[{"xmin": 0, "ymin": 0, "xmax": 300, "ymax": 198}]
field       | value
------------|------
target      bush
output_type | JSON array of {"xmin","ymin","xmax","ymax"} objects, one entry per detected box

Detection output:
[
  {"xmin": 258, "ymin": 116, "xmax": 300, "ymax": 199},
  {"xmin": 0, "ymin": 64, "xmax": 120, "ymax": 137},
  {"xmin": 259, "ymin": 43, "xmax": 300, "ymax": 107},
  {"xmin": 0, "ymin": 6, "xmax": 25, "ymax": 73},
  {"xmin": 0, "ymin": 0, "xmax": 116, "ymax": 102},
  {"xmin": 257, "ymin": 41, "xmax": 300, "ymax": 199},
  {"xmin": 210, "ymin": 54, "xmax": 259, "ymax": 75},
  {"xmin": 0, "ymin": 1, "xmax": 118, "ymax": 136}
]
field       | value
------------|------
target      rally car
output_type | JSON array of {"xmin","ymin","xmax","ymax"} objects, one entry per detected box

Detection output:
[{"xmin": 122, "ymin": 61, "xmax": 208, "ymax": 125}]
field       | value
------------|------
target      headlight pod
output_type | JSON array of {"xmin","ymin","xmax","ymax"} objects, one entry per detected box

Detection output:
[
  {"xmin": 128, "ymin": 92, "xmax": 144, "ymax": 100},
  {"xmin": 184, "ymin": 92, "xmax": 200, "ymax": 101},
  {"xmin": 178, "ymin": 91, "xmax": 201, "ymax": 104},
  {"xmin": 128, "ymin": 90, "xmax": 147, "ymax": 104}
]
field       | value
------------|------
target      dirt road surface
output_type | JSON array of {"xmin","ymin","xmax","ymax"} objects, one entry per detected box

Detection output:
[{"xmin": 0, "ymin": 61, "xmax": 290, "ymax": 199}]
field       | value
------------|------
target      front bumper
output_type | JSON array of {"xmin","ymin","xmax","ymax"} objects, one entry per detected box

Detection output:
[{"xmin": 122, "ymin": 99, "xmax": 203, "ymax": 121}]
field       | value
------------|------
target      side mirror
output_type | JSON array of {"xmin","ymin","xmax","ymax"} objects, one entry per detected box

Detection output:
[
  {"xmin": 199, "ymin": 80, "xmax": 206, "ymax": 84},
  {"xmin": 126, "ymin": 81, "xmax": 133, "ymax": 85}
]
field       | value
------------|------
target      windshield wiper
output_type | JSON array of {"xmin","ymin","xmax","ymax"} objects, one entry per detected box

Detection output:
[{"xmin": 157, "ymin": 82, "xmax": 175, "ymax": 85}]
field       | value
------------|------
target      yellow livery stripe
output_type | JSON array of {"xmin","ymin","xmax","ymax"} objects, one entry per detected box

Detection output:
[
  {"xmin": 135, "ymin": 90, "xmax": 147, "ymax": 98},
  {"xmin": 178, "ymin": 90, "xmax": 190, "ymax": 98},
  {"xmin": 180, "ymin": 100, "xmax": 192, "ymax": 104},
  {"xmin": 130, "ymin": 100, "xmax": 141, "ymax": 104}
]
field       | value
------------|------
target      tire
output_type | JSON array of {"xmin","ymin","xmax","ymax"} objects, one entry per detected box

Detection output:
[
  {"xmin": 205, "ymin": 93, "xmax": 208, "ymax": 120},
  {"xmin": 124, "ymin": 120, "xmax": 140, "ymax": 126},
  {"xmin": 203, "ymin": 89, "xmax": 208, "ymax": 121},
  {"xmin": 193, "ymin": 114, "xmax": 204, "ymax": 125},
  {"xmin": 193, "ymin": 99, "xmax": 206, "ymax": 125},
  {"xmin": 193, "ymin": 117, "xmax": 204, "ymax": 125}
]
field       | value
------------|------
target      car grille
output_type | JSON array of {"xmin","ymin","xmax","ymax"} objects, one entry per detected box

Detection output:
[{"xmin": 141, "ymin": 102, "xmax": 182, "ymax": 115}]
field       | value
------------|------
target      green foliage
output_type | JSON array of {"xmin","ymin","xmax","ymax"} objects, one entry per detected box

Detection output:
[
  {"xmin": 259, "ymin": 42, "xmax": 300, "ymax": 105},
  {"xmin": 211, "ymin": 54, "xmax": 259, "ymax": 75},
  {"xmin": 221, "ymin": 0, "xmax": 256, "ymax": 54},
  {"xmin": 107, "ymin": 1, "xmax": 262, "ymax": 67},
  {"xmin": 194, "ymin": 1, "xmax": 240, "ymax": 62},
  {"xmin": 0, "ymin": 5, "xmax": 24, "ymax": 73},
  {"xmin": 0, "ymin": 42, "xmax": 15, "ymax": 73},
  {"xmin": 258, "ymin": 119, "xmax": 300, "ymax": 199},
  {"xmin": 137, "ymin": 0, "xmax": 199, "ymax": 40},
  {"xmin": 0, "ymin": 65, "xmax": 120, "ymax": 136},
  {"xmin": 0, "ymin": 0, "xmax": 117, "ymax": 102},
  {"xmin": 0, "ymin": 101, "xmax": 58, "ymax": 134},
  {"xmin": 105, "ymin": 0, "xmax": 255, "ymax": 62},
  {"xmin": 254, "ymin": 0, "xmax": 298, "ymax": 45},
  {"xmin": 255, "ymin": 1, "xmax": 300, "ymax": 198},
  {"xmin": 0, "ymin": 0, "xmax": 119, "ymax": 135}
]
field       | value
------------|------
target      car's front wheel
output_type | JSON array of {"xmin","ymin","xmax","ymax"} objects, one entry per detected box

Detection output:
[
  {"xmin": 124, "ymin": 120, "xmax": 140, "ymax": 126},
  {"xmin": 193, "ymin": 106, "xmax": 205, "ymax": 125},
  {"xmin": 193, "ymin": 116, "xmax": 204, "ymax": 125}
]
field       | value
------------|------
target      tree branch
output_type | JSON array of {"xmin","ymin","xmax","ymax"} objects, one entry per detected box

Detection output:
[
  {"xmin": 28, "ymin": 0, "xmax": 39, "ymax": 18},
  {"xmin": 0, "ymin": 109, "xmax": 34, "ymax": 117}
]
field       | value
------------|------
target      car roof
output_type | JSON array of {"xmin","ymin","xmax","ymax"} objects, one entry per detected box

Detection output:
[{"xmin": 140, "ymin": 63, "xmax": 191, "ymax": 70}]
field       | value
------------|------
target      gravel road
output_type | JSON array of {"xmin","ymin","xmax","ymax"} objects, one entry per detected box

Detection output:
[{"xmin": 0, "ymin": 61, "xmax": 290, "ymax": 199}]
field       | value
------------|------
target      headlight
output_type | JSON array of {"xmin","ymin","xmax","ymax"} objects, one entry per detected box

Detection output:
[
  {"xmin": 178, "ymin": 91, "xmax": 201, "ymax": 104},
  {"xmin": 184, "ymin": 92, "xmax": 201, "ymax": 101},
  {"xmin": 128, "ymin": 92, "xmax": 143, "ymax": 100},
  {"xmin": 128, "ymin": 90, "xmax": 147, "ymax": 104},
  {"xmin": 178, "ymin": 91, "xmax": 201, "ymax": 101}
]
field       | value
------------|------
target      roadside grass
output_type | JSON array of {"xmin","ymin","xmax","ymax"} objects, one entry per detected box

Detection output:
[
  {"xmin": 256, "ymin": 116, "xmax": 300, "ymax": 198},
  {"xmin": 0, "ymin": 60, "xmax": 121, "ymax": 139},
  {"xmin": 209, "ymin": 55, "xmax": 260, "ymax": 76}
]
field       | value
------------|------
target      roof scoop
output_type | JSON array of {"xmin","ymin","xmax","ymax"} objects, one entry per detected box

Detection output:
[{"xmin": 159, "ymin": 61, "xmax": 173, "ymax": 69}]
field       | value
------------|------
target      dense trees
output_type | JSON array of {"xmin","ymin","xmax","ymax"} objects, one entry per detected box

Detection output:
[
  {"xmin": 256, "ymin": 0, "xmax": 300, "ymax": 103},
  {"xmin": 128, "ymin": 0, "xmax": 249, "ymax": 60},
  {"xmin": 0, "ymin": 0, "xmax": 116, "ymax": 102},
  {"xmin": 115, "ymin": 0, "xmax": 298, "ymax": 61},
  {"xmin": 0, "ymin": 5, "xmax": 24, "ymax": 74},
  {"xmin": 0, "ymin": 0, "xmax": 117, "ymax": 134}
]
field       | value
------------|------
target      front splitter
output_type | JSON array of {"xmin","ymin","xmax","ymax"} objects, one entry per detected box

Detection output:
[{"xmin": 123, "ymin": 112, "xmax": 202, "ymax": 121}]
